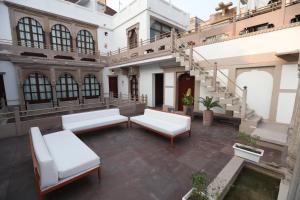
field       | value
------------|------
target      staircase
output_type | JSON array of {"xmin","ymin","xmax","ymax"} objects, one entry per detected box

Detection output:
[{"xmin": 173, "ymin": 38, "xmax": 262, "ymax": 134}]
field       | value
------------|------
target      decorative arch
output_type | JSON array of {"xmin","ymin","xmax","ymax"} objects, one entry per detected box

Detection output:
[
  {"xmin": 51, "ymin": 24, "xmax": 72, "ymax": 52},
  {"xmin": 16, "ymin": 17, "xmax": 45, "ymax": 48},
  {"xmin": 76, "ymin": 30, "xmax": 95, "ymax": 54},
  {"xmin": 23, "ymin": 72, "xmax": 52, "ymax": 103},
  {"xmin": 56, "ymin": 73, "xmax": 78, "ymax": 100},
  {"xmin": 82, "ymin": 74, "xmax": 101, "ymax": 99},
  {"xmin": 236, "ymin": 69, "xmax": 273, "ymax": 119}
]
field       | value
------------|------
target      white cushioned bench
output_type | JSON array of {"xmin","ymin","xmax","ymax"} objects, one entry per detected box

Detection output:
[
  {"xmin": 62, "ymin": 108, "xmax": 128, "ymax": 133},
  {"xmin": 29, "ymin": 127, "xmax": 101, "ymax": 200},
  {"xmin": 130, "ymin": 109, "xmax": 191, "ymax": 145}
]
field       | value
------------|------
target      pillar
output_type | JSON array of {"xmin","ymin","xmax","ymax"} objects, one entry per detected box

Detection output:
[
  {"xmin": 287, "ymin": 54, "xmax": 300, "ymax": 200},
  {"xmin": 50, "ymin": 68, "xmax": 57, "ymax": 107}
]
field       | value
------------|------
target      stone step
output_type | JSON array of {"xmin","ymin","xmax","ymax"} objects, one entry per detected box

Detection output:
[
  {"xmin": 226, "ymin": 104, "xmax": 241, "ymax": 112},
  {"xmin": 219, "ymin": 97, "xmax": 239, "ymax": 105},
  {"xmin": 245, "ymin": 115, "xmax": 262, "ymax": 127},
  {"xmin": 234, "ymin": 109, "xmax": 255, "ymax": 118}
]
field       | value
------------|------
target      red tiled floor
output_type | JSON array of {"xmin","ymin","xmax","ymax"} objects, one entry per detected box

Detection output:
[{"xmin": 0, "ymin": 118, "xmax": 283, "ymax": 200}]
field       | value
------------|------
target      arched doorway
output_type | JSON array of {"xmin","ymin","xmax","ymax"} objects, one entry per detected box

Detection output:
[
  {"xmin": 178, "ymin": 73, "xmax": 195, "ymax": 111},
  {"xmin": 128, "ymin": 29, "xmax": 138, "ymax": 49}
]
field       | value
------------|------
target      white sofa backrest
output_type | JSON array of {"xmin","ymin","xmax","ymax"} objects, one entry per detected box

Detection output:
[
  {"xmin": 62, "ymin": 108, "xmax": 121, "ymax": 124},
  {"xmin": 30, "ymin": 127, "xmax": 58, "ymax": 189},
  {"xmin": 144, "ymin": 109, "xmax": 191, "ymax": 130}
]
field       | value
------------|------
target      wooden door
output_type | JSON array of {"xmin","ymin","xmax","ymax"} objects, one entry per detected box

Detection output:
[
  {"xmin": 109, "ymin": 76, "xmax": 118, "ymax": 98},
  {"xmin": 155, "ymin": 73, "xmax": 164, "ymax": 107},
  {"xmin": 0, "ymin": 75, "xmax": 6, "ymax": 108},
  {"xmin": 178, "ymin": 73, "xmax": 195, "ymax": 111}
]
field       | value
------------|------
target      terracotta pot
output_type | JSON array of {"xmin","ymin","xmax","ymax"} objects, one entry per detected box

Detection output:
[
  {"xmin": 183, "ymin": 105, "xmax": 194, "ymax": 116},
  {"xmin": 203, "ymin": 110, "xmax": 214, "ymax": 126}
]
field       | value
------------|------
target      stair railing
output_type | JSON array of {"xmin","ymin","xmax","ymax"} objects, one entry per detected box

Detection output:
[{"xmin": 174, "ymin": 36, "xmax": 249, "ymax": 119}]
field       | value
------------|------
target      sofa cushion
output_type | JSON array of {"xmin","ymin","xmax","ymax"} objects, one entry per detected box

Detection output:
[
  {"xmin": 30, "ymin": 127, "xmax": 58, "ymax": 189},
  {"xmin": 43, "ymin": 130, "xmax": 100, "ymax": 179},
  {"xmin": 63, "ymin": 115, "xmax": 128, "ymax": 132},
  {"xmin": 130, "ymin": 115, "xmax": 187, "ymax": 136},
  {"xmin": 144, "ymin": 109, "xmax": 191, "ymax": 131},
  {"xmin": 62, "ymin": 108, "xmax": 121, "ymax": 125}
]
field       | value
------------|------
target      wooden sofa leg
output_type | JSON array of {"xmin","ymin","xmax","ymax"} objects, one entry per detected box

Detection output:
[
  {"xmin": 189, "ymin": 130, "xmax": 192, "ymax": 137},
  {"xmin": 170, "ymin": 137, "xmax": 174, "ymax": 147},
  {"xmin": 38, "ymin": 192, "xmax": 43, "ymax": 200},
  {"xmin": 97, "ymin": 167, "xmax": 101, "ymax": 183}
]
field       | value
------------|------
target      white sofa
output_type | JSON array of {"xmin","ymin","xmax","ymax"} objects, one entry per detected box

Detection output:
[
  {"xmin": 130, "ymin": 109, "xmax": 191, "ymax": 145},
  {"xmin": 62, "ymin": 108, "xmax": 128, "ymax": 133},
  {"xmin": 29, "ymin": 127, "xmax": 101, "ymax": 200}
]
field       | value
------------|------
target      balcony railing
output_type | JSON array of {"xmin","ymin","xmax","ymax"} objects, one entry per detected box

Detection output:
[
  {"xmin": 108, "ymin": 32, "xmax": 174, "ymax": 66},
  {"xmin": 236, "ymin": 1, "xmax": 282, "ymax": 21},
  {"xmin": 0, "ymin": 39, "xmax": 108, "ymax": 64}
]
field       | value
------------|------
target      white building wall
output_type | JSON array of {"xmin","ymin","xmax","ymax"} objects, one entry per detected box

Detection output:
[
  {"xmin": 139, "ymin": 64, "xmax": 163, "ymax": 107},
  {"xmin": 276, "ymin": 64, "xmax": 298, "ymax": 124},
  {"xmin": 194, "ymin": 26, "xmax": 300, "ymax": 61},
  {"xmin": 236, "ymin": 70, "xmax": 273, "ymax": 119},
  {"xmin": 164, "ymin": 72, "xmax": 175, "ymax": 107},
  {"xmin": 0, "ymin": 61, "xmax": 19, "ymax": 106},
  {"xmin": 0, "ymin": 2, "xmax": 12, "ymax": 42},
  {"xmin": 148, "ymin": 0, "xmax": 189, "ymax": 30}
]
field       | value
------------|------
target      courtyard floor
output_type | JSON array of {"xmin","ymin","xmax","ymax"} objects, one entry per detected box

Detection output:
[{"xmin": 0, "ymin": 118, "xmax": 283, "ymax": 200}]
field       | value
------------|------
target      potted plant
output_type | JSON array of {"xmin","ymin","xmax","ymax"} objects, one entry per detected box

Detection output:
[
  {"xmin": 182, "ymin": 171, "xmax": 209, "ymax": 200},
  {"xmin": 199, "ymin": 96, "xmax": 221, "ymax": 126},
  {"xmin": 233, "ymin": 132, "xmax": 264, "ymax": 163},
  {"xmin": 182, "ymin": 88, "xmax": 194, "ymax": 116}
]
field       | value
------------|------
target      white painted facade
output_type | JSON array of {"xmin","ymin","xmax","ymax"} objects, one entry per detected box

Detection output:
[{"xmin": 0, "ymin": 0, "xmax": 298, "ymax": 126}]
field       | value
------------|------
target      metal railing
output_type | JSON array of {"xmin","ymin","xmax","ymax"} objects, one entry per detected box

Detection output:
[
  {"xmin": 0, "ymin": 92, "xmax": 148, "ymax": 122},
  {"xmin": 174, "ymin": 35, "xmax": 248, "ymax": 119},
  {"xmin": 0, "ymin": 38, "xmax": 109, "ymax": 62}
]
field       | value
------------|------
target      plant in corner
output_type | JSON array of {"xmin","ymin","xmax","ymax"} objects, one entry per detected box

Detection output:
[
  {"xmin": 199, "ymin": 96, "xmax": 221, "ymax": 126},
  {"xmin": 233, "ymin": 132, "xmax": 264, "ymax": 163},
  {"xmin": 182, "ymin": 88, "xmax": 194, "ymax": 116},
  {"xmin": 189, "ymin": 171, "xmax": 209, "ymax": 200}
]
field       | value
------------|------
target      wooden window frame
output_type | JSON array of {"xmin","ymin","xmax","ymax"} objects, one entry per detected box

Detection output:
[
  {"xmin": 76, "ymin": 30, "xmax": 95, "ymax": 55},
  {"xmin": 23, "ymin": 73, "xmax": 52, "ymax": 104},
  {"xmin": 16, "ymin": 17, "xmax": 45, "ymax": 49},
  {"xmin": 56, "ymin": 74, "xmax": 79, "ymax": 101},
  {"xmin": 51, "ymin": 24, "xmax": 73, "ymax": 52},
  {"xmin": 82, "ymin": 74, "xmax": 101, "ymax": 99}
]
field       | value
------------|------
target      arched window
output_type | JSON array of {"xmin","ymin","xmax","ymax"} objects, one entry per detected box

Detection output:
[
  {"xmin": 82, "ymin": 74, "xmax": 100, "ymax": 98},
  {"xmin": 56, "ymin": 74, "xmax": 78, "ymax": 100},
  {"xmin": 23, "ymin": 73, "xmax": 52, "ymax": 103},
  {"xmin": 77, "ymin": 30, "xmax": 95, "ymax": 54},
  {"xmin": 291, "ymin": 14, "xmax": 300, "ymax": 23},
  {"xmin": 51, "ymin": 24, "xmax": 72, "ymax": 52},
  {"xmin": 17, "ymin": 17, "xmax": 45, "ymax": 48}
]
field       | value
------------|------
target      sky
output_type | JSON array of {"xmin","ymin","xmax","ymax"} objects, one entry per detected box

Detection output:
[{"xmin": 107, "ymin": 0, "xmax": 238, "ymax": 20}]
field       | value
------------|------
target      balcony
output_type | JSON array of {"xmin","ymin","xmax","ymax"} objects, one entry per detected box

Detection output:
[{"xmin": 0, "ymin": 39, "xmax": 108, "ymax": 67}]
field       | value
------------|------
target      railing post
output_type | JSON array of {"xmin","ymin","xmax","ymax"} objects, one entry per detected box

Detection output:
[
  {"xmin": 213, "ymin": 62, "xmax": 217, "ymax": 92},
  {"xmin": 241, "ymin": 86, "xmax": 247, "ymax": 119},
  {"xmin": 13, "ymin": 107, "xmax": 21, "ymax": 136},
  {"xmin": 118, "ymin": 92, "xmax": 122, "ymax": 105},
  {"xmin": 170, "ymin": 29, "xmax": 175, "ymax": 53},
  {"xmin": 145, "ymin": 95, "xmax": 148, "ymax": 105},
  {"xmin": 118, "ymin": 48, "xmax": 120, "ymax": 54},
  {"xmin": 189, "ymin": 44, "xmax": 193, "ymax": 70}
]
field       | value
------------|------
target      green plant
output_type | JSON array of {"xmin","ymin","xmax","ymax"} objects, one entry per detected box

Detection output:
[
  {"xmin": 199, "ymin": 96, "xmax": 221, "ymax": 110},
  {"xmin": 237, "ymin": 132, "xmax": 260, "ymax": 148},
  {"xmin": 182, "ymin": 88, "xmax": 194, "ymax": 106},
  {"xmin": 190, "ymin": 171, "xmax": 209, "ymax": 200}
]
